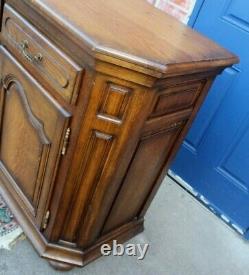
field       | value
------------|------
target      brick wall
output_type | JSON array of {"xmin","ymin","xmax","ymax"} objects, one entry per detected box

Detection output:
[{"xmin": 148, "ymin": 0, "xmax": 196, "ymax": 24}]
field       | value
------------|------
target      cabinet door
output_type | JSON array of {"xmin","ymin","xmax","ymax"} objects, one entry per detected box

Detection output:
[{"xmin": 0, "ymin": 47, "xmax": 71, "ymax": 227}]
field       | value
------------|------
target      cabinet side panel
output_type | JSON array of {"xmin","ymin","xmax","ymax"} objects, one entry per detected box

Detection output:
[
  {"xmin": 102, "ymin": 125, "xmax": 184, "ymax": 233},
  {"xmin": 103, "ymin": 76, "xmax": 215, "ymax": 234}
]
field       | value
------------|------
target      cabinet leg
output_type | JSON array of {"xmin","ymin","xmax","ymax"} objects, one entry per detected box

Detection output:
[{"xmin": 48, "ymin": 260, "xmax": 75, "ymax": 271}]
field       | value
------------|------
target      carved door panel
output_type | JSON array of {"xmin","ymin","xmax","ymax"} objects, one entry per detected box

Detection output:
[{"xmin": 0, "ymin": 47, "xmax": 71, "ymax": 227}]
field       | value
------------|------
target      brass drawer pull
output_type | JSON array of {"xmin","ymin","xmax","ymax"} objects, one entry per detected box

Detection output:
[{"xmin": 19, "ymin": 40, "xmax": 43, "ymax": 63}]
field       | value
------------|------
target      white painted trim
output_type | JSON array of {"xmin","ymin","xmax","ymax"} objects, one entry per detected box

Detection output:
[
  {"xmin": 154, "ymin": 0, "xmax": 161, "ymax": 7},
  {"xmin": 169, "ymin": 170, "xmax": 245, "ymax": 236}
]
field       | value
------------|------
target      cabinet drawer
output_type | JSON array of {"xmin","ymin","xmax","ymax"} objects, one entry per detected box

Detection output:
[
  {"xmin": 143, "ymin": 108, "xmax": 190, "ymax": 136},
  {"xmin": 150, "ymin": 81, "xmax": 205, "ymax": 118},
  {"xmin": 1, "ymin": 4, "xmax": 83, "ymax": 104}
]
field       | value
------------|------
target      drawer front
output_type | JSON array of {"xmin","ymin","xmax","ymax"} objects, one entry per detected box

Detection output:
[
  {"xmin": 150, "ymin": 81, "xmax": 205, "ymax": 118},
  {"xmin": 0, "ymin": 46, "xmax": 71, "ymax": 227},
  {"xmin": 1, "ymin": 5, "xmax": 83, "ymax": 104},
  {"xmin": 143, "ymin": 108, "xmax": 191, "ymax": 136}
]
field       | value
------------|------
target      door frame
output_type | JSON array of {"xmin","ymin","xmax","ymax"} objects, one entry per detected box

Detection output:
[{"xmin": 188, "ymin": 0, "xmax": 206, "ymax": 27}]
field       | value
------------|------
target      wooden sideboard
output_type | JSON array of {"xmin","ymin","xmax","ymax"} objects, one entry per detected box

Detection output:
[{"xmin": 0, "ymin": 0, "xmax": 238, "ymax": 270}]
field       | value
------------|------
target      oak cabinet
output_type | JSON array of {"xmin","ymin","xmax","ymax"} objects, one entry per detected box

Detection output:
[{"xmin": 0, "ymin": 0, "xmax": 238, "ymax": 271}]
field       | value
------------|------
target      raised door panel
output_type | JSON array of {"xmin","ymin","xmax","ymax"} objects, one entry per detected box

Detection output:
[
  {"xmin": 103, "ymin": 121, "xmax": 185, "ymax": 233},
  {"xmin": 150, "ymin": 81, "xmax": 205, "ymax": 118},
  {"xmin": 0, "ymin": 82, "xmax": 50, "ymax": 205},
  {"xmin": 0, "ymin": 47, "xmax": 71, "ymax": 226}
]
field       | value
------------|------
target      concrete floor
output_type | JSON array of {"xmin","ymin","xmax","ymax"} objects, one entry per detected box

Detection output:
[{"xmin": 1, "ymin": 177, "xmax": 249, "ymax": 275}]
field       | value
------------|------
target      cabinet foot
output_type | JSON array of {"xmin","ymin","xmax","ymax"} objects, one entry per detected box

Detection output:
[{"xmin": 48, "ymin": 260, "xmax": 75, "ymax": 271}]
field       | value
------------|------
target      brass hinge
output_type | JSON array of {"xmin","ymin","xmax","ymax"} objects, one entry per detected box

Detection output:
[
  {"xmin": 42, "ymin": 210, "xmax": 50, "ymax": 231},
  {"xmin": 61, "ymin": 127, "xmax": 71, "ymax": 156}
]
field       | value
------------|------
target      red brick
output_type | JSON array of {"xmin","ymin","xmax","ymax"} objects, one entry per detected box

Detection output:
[
  {"xmin": 156, "ymin": 1, "xmax": 188, "ymax": 23},
  {"xmin": 169, "ymin": 0, "xmax": 192, "ymax": 10}
]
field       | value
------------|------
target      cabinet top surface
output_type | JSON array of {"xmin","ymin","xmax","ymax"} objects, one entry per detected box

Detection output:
[{"xmin": 15, "ymin": 0, "xmax": 238, "ymax": 76}]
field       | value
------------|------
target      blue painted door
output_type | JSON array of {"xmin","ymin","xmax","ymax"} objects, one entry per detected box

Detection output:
[{"xmin": 171, "ymin": 0, "xmax": 249, "ymax": 238}]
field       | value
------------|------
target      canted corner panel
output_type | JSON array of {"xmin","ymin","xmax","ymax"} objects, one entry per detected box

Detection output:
[
  {"xmin": 150, "ymin": 81, "xmax": 205, "ymax": 118},
  {"xmin": 0, "ymin": 77, "xmax": 51, "ymax": 215},
  {"xmin": 62, "ymin": 129, "xmax": 115, "ymax": 243},
  {"xmin": 97, "ymin": 82, "xmax": 132, "ymax": 124}
]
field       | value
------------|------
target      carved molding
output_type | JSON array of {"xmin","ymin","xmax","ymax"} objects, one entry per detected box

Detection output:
[{"xmin": 2, "ymin": 74, "xmax": 50, "ymax": 144}]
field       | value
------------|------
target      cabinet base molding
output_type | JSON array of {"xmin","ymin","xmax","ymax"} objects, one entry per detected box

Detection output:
[{"xmin": 0, "ymin": 174, "xmax": 144, "ymax": 269}]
